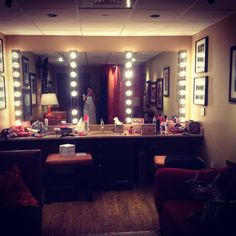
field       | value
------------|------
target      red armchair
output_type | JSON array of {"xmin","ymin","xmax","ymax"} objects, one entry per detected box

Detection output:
[{"xmin": 154, "ymin": 167, "xmax": 230, "ymax": 236}]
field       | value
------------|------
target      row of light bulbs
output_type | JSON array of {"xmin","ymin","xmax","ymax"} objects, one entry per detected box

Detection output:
[
  {"xmin": 177, "ymin": 50, "xmax": 187, "ymax": 122},
  {"xmin": 12, "ymin": 50, "xmax": 22, "ymax": 125},
  {"xmin": 124, "ymin": 51, "xmax": 134, "ymax": 124},
  {"xmin": 69, "ymin": 50, "xmax": 79, "ymax": 124}
]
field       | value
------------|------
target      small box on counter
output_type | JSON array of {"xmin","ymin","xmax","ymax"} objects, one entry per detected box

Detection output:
[
  {"xmin": 141, "ymin": 124, "xmax": 156, "ymax": 135},
  {"xmin": 114, "ymin": 124, "xmax": 124, "ymax": 133},
  {"xmin": 59, "ymin": 144, "xmax": 75, "ymax": 156}
]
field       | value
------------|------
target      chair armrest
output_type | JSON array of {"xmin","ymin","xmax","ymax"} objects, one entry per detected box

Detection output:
[{"xmin": 154, "ymin": 167, "xmax": 225, "ymax": 212}]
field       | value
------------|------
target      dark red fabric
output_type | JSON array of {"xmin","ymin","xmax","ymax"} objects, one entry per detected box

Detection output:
[
  {"xmin": 160, "ymin": 200, "xmax": 204, "ymax": 236},
  {"xmin": 0, "ymin": 165, "xmax": 38, "ymax": 207}
]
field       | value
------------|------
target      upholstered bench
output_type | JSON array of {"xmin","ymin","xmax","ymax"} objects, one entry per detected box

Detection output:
[{"xmin": 45, "ymin": 153, "xmax": 93, "ymax": 203}]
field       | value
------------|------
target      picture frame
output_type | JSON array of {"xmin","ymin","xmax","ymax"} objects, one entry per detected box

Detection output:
[
  {"xmin": 30, "ymin": 73, "xmax": 37, "ymax": 105},
  {"xmin": 193, "ymin": 76, "xmax": 208, "ymax": 106},
  {"xmin": 0, "ymin": 75, "xmax": 6, "ymax": 109},
  {"xmin": 195, "ymin": 36, "xmax": 208, "ymax": 73},
  {"xmin": 156, "ymin": 78, "xmax": 163, "ymax": 110},
  {"xmin": 22, "ymin": 56, "xmax": 30, "ymax": 87},
  {"xmin": 163, "ymin": 66, "xmax": 170, "ymax": 97},
  {"xmin": 145, "ymin": 81, "xmax": 151, "ymax": 107},
  {"xmin": 229, "ymin": 45, "xmax": 236, "ymax": 102},
  {"xmin": 150, "ymin": 81, "xmax": 156, "ymax": 105},
  {"xmin": 22, "ymin": 88, "xmax": 32, "ymax": 118},
  {"xmin": 0, "ymin": 38, "xmax": 4, "ymax": 73}
]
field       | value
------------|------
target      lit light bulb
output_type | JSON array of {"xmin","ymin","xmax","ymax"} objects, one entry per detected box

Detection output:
[
  {"xmin": 126, "ymin": 117, "xmax": 132, "ymax": 124},
  {"xmin": 125, "ymin": 61, "xmax": 132, "ymax": 69},
  {"xmin": 70, "ymin": 51, "xmax": 77, "ymax": 59},
  {"xmin": 126, "ymin": 90, "xmax": 132, "ymax": 96},
  {"xmin": 71, "ymin": 91, "xmax": 78, "ymax": 97},
  {"xmin": 70, "ymin": 71, "xmax": 77, "ymax": 78},
  {"xmin": 13, "ymin": 81, "xmax": 21, "ymax": 87},
  {"xmin": 14, "ymin": 101, "xmax": 21, "ymax": 107},
  {"xmin": 58, "ymin": 57, "xmax": 64, "ymax": 62},
  {"xmin": 72, "ymin": 118, "xmax": 78, "ymax": 124},
  {"xmin": 126, "ymin": 108, "xmax": 132, "ymax": 114},
  {"xmin": 125, "ymin": 99, "xmax": 132, "ymax": 105},
  {"xmin": 70, "ymin": 61, "xmax": 77, "ymax": 68},
  {"xmin": 125, "ymin": 81, "xmax": 132, "ymax": 87},
  {"xmin": 12, "ymin": 51, "xmax": 19, "ymax": 59},
  {"xmin": 13, "ymin": 71, "xmax": 20, "ymax": 78},
  {"xmin": 70, "ymin": 81, "xmax": 77, "ymax": 87},
  {"xmin": 12, "ymin": 62, "xmax": 20, "ymax": 69},
  {"xmin": 71, "ymin": 109, "xmax": 78, "ymax": 115},
  {"xmin": 15, "ymin": 110, "xmax": 22, "ymax": 116},
  {"xmin": 14, "ymin": 91, "xmax": 21, "ymax": 97},
  {"xmin": 125, "ymin": 70, "xmax": 133, "ymax": 79},
  {"xmin": 15, "ymin": 119, "xmax": 22, "ymax": 126},
  {"xmin": 126, "ymin": 51, "xmax": 132, "ymax": 59}
]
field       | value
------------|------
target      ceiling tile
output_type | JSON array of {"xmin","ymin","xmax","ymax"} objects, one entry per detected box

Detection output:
[
  {"xmin": 35, "ymin": 21, "xmax": 81, "ymax": 30},
  {"xmin": 41, "ymin": 30, "xmax": 82, "ymax": 36}
]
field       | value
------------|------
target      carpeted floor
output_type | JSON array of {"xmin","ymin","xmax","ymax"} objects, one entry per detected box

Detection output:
[{"xmin": 42, "ymin": 185, "xmax": 159, "ymax": 236}]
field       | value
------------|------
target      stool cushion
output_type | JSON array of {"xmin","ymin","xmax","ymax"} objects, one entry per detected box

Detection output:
[{"xmin": 46, "ymin": 153, "xmax": 93, "ymax": 167}]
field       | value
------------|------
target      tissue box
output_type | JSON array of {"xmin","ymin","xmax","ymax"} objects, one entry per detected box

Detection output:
[
  {"xmin": 59, "ymin": 144, "xmax": 75, "ymax": 156},
  {"xmin": 114, "ymin": 124, "xmax": 124, "ymax": 133},
  {"xmin": 141, "ymin": 124, "xmax": 156, "ymax": 135}
]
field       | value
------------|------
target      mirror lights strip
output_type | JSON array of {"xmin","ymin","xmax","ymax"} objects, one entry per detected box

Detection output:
[
  {"xmin": 124, "ymin": 51, "xmax": 133, "ymax": 124},
  {"xmin": 69, "ymin": 50, "xmax": 79, "ymax": 124},
  {"xmin": 177, "ymin": 50, "xmax": 187, "ymax": 122},
  {"xmin": 12, "ymin": 49, "xmax": 22, "ymax": 125}
]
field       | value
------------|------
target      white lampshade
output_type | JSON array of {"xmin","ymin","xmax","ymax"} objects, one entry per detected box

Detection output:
[{"xmin": 41, "ymin": 93, "xmax": 59, "ymax": 106}]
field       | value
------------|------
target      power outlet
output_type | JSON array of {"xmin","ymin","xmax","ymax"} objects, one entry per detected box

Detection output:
[{"xmin": 200, "ymin": 107, "xmax": 205, "ymax": 116}]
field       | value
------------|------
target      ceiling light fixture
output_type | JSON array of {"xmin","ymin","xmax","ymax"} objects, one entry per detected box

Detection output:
[{"xmin": 150, "ymin": 14, "xmax": 160, "ymax": 18}]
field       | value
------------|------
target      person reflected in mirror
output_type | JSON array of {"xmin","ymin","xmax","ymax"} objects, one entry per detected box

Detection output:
[{"xmin": 83, "ymin": 86, "xmax": 97, "ymax": 124}]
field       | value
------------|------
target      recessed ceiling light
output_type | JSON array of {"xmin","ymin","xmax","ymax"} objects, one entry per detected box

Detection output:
[
  {"xmin": 102, "ymin": 14, "xmax": 110, "ymax": 17},
  {"xmin": 47, "ymin": 13, "xmax": 58, "ymax": 18},
  {"xmin": 150, "ymin": 14, "xmax": 160, "ymax": 18}
]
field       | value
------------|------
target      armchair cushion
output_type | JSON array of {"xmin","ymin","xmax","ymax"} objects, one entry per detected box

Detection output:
[{"xmin": 0, "ymin": 165, "xmax": 38, "ymax": 207}]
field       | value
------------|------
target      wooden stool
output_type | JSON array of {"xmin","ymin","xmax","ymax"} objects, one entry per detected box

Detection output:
[
  {"xmin": 45, "ymin": 153, "xmax": 93, "ymax": 203},
  {"xmin": 154, "ymin": 155, "xmax": 166, "ymax": 170}
]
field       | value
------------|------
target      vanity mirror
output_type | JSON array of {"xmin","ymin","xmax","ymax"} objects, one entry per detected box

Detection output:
[{"xmin": 19, "ymin": 50, "xmax": 179, "ymax": 124}]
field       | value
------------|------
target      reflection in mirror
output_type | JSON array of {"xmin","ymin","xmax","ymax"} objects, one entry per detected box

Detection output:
[{"xmin": 20, "ymin": 50, "xmax": 179, "ymax": 124}]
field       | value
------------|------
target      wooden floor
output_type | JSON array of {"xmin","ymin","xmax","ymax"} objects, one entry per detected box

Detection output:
[{"xmin": 42, "ymin": 185, "xmax": 159, "ymax": 236}]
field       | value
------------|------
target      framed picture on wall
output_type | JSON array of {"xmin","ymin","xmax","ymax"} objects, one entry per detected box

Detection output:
[
  {"xmin": 229, "ymin": 45, "xmax": 236, "ymax": 102},
  {"xmin": 193, "ymin": 76, "xmax": 208, "ymax": 106},
  {"xmin": 22, "ymin": 56, "xmax": 30, "ymax": 87},
  {"xmin": 195, "ymin": 36, "xmax": 208, "ymax": 73},
  {"xmin": 0, "ymin": 75, "xmax": 6, "ymax": 109},
  {"xmin": 22, "ymin": 88, "xmax": 32, "ymax": 118},
  {"xmin": 0, "ymin": 38, "xmax": 4, "ymax": 73},
  {"xmin": 150, "ymin": 81, "xmax": 157, "ymax": 105},
  {"xmin": 30, "ymin": 73, "xmax": 37, "ymax": 105},
  {"xmin": 145, "ymin": 81, "xmax": 151, "ymax": 107},
  {"xmin": 163, "ymin": 66, "xmax": 170, "ymax": 97},
  {"xmin": 156, "ymin": 78, "xmax": 163, "ymax": 110}
]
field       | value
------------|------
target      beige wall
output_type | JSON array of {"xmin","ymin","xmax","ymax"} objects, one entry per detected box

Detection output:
[
  {"xmin": 191, "ymin": 13, "xmax": 236, "ymax": 167},
  {"xmin": 144, "ymin": 52, "xmax": 179, "ymax": 117}
]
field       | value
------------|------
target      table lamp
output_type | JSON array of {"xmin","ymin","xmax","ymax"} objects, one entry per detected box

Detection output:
[{"xmin": 41, "ymin": 93, "xmax": 59, "ymax": 118}]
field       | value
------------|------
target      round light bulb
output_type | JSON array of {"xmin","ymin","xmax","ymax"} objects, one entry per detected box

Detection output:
[
  {"xmin": 125, "ymin": 81, "xmax": 132, "ymax": 87},
  {"xmin": 70, "ymin": 61, "xmax": 77, "ymax": 68},
  {"xmin": 72, "ymin": 118, "xmax": 78, "ymax": 124},
  {"xmin": 58, "ymin": 57, "xmax": 64, "ymax": 62},
  {"xmin": 126, "ymin": 117, "xmax": 132, "ymax": 124},
  {"xmin": 71, "ymin": 91, "xmax": 78, "ymax": 97},
  {"xmin": 12, "ymin": 51, "xmax": 19, "ymax": 59},
  {"xmin": 70, "ymin": 71, "xmax": 77, "ymax": 78},
  {"xmin": 125, "ymin": 61, "xmax": 132, "ymax": 69},
  {"xmin": 70, "ymin": 51, "xmax": 77, "ymax": 59},
  {"xmin": 15, "ymin": 119, "xmax": 22, "ymax": 126},
  {"xmin": 126, "ymin": 90, "xmax": 132, "ymax": 96},
  {"xmin": 125, "ymin": 70, "xmax": 133, "ymax": 79},
  {"xmin": 13, "ymin": 62, "xmax": 20, "ymax": 69},
  {"xmin": 14, "ymin": 91, "xmax": 21, "ymax": 97},
  {"xmin": 13, "ymin": 71, "xmax": 20, "ymax": 78},
  {"xmin": 126, "ymin": 52, "xmax": 132, "ymax": 59},
  {"xmin": 126, "ymin": 108, "xmax": 132, "ymax": 114},
  {"xmin": 70, "ymin": 81, "xmax": 77, "ymax": 87},
  {"xmin": 125, "ymin": 99, "xmax": 132, "ymax": 105},
  {"xmin": 14, "ymin": 101, "xmax": 21, "ymax": 107},
  {"xmin": 13, "ymin": 81, "xmax": 21, "ymax": 87},
  {"xmin": 15, "ymin": 110, "xmax": 22, "ymax": 116},
  {"xmin": 71, "ymin": 109, "xmax": 78, "ymax": 115}
]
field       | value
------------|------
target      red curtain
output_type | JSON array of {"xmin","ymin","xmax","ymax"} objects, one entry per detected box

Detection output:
[{"xmin": 102, "ymin": 65, "xmax": 124, "ymax": 123}]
